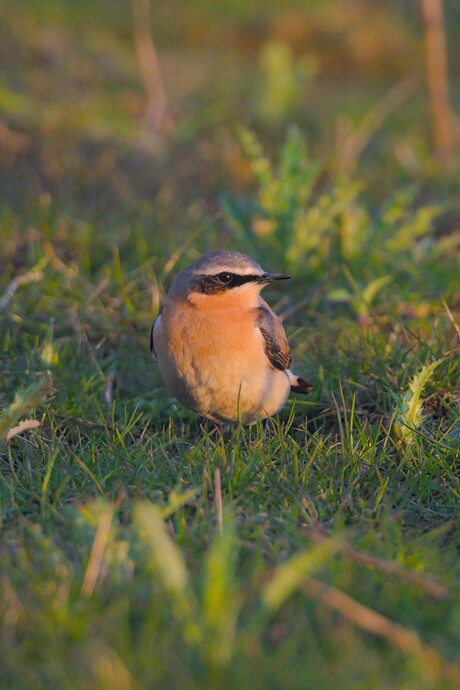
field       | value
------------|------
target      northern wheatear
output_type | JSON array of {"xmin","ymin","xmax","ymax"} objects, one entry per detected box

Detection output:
[{"xmin": 150, "ymin": 250, "xmax": 310, "ymax": 424}]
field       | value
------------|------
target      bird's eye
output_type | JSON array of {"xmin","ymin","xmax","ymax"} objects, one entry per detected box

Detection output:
[{"xmin": 217, "ymin": 272, "xmax": 233, "ymax": 283}]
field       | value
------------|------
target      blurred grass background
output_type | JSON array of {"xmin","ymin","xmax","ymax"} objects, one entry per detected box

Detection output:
[
  {"xmin": 0, "ymin": 1, "xmax": 459, "ymax": 689},
  {"xmin": 2, "ymin": 0, "xmax": 460, "ymax": 207}
]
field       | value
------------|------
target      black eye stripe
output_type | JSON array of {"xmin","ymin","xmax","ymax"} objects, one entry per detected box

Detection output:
[
  {"xmin": 191, "ymin": 273, "xmax": 261, "ymax": 294},
  {"xmin": 225, "ymin": 273, "xmax": 260, "ymax": 288}
]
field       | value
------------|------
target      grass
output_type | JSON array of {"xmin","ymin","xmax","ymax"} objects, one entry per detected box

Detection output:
[{"xmin": 1, "ymin": 1, "xmax": 460, "ymax": 688}]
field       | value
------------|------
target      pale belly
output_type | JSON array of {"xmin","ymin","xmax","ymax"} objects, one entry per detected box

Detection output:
[{"xmin": 154, "ymin": 310, "xmax": 291, "ymax": 423}]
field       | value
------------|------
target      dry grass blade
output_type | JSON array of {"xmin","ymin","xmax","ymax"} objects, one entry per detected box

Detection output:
[
  {"xmin": 44, "ymin": 241, "xmax": 78, "ymax": 278},
  {"xmin": 302, "ymin": 578, "xmax": 460, "ymax": 684},
  {"xmin": 305, "ymin": 526, "xmax": 450, "ymax": 599},
  {"xmin": 337, "ymin": 78, "xmax": 418, "ymax": 173},
  {"xmin": 81, "ymin": 507, "xmax": 114, "ymax": 597},
  {"xmin": 130, "ymin": 0, "xmax": 174, "ymax": 147},
  {"xmin": 0, "ymin": 269, "xmax": 44, "ymax": 311},
  {"xmin": 442, "ymin": 299, "xmax": 460, "ymax": 340},
  {"xmin": 6, "ymin": 419, "xmax": 41, "ymax": 442},
  {"xmin": 104, "ymin": 370, "xmax": 117, "ymax": 406},
  {"xmin": 279, "ymin": 268, "xmax": 338, "ymax": 321},
  {"xmin": 420, "ymin": 0, "xmax": 454, "ymax": 166}
]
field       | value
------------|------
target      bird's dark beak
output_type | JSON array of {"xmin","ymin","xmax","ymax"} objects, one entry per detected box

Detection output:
[{"xmin": 260, "ymin": 272, "xmax": 291, "ymax": 283}]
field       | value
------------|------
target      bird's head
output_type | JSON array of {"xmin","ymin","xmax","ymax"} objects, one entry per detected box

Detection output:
[{"xmin": 169, "ymin": 251, "xmax": 290, "ymax": 306}]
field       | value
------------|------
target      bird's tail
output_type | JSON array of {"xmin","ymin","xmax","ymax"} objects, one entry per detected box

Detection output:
[{"xmin": 287, "ymin": 370, "xmax": 312, "ymax": 395}]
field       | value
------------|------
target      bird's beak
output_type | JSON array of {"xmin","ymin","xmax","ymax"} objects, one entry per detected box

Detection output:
[{"xmin": 259, "ymin": 272, "xmax": 291, "ymax": 283}]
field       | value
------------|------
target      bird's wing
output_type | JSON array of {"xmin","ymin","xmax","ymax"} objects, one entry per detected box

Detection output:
[
  {"xmin": 256, "ymin": 299, "xmax": 292, "ymax": 371},
  {"xmin": 150, "ymin": 307, "xmax": 163, "ymax": 360}
]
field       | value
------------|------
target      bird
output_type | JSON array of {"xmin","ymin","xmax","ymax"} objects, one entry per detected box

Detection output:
[{"xmin": 150, "ymin": 250, "xmax": 311, "ymax": 424}]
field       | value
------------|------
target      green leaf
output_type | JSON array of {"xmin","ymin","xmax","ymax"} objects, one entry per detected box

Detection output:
[
  {"xmin": 361, "ymin": 275, "xmax": 392, "ymax": 307},
  {"xmin": 395, "ymin": 359, "xmax": 444, "ymax": 445},
  {"xmin": 40, "ymin": 341, "xmax": 59, "ymax": 367},
  {"xmin": 328, "ymin": 288, "xmax": 353, "ymax": 303},
  {"xmin": 161, "ymin": 488, "xmax": 200, "ymax": 520},
  {"xmin": 262, "ymin": 541, "xmax": 339, "ymax": 612},
  {"xmin": 134, "ymin": 501, "xmax": 189, "ymax": 596}
]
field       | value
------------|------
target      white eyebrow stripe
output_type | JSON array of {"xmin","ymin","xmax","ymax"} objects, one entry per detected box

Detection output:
[{"xmin": 194, "ymin": 266, "xmax": 264, "ymax": 276}]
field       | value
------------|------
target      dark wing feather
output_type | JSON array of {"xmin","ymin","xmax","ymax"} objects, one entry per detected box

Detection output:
[{"xmin": 256, "ymin": 300, "xmax": 292, "ymax": 371}]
